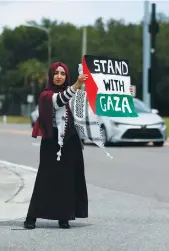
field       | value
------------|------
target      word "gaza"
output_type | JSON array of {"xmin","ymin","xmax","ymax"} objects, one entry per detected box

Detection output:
[{"xmin": 99, "ymin": 95, "xmax": 132, "ymax": 113}]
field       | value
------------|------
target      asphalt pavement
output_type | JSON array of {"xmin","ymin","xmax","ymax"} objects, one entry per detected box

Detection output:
[{"xmin": 0, "ymin": 123, "xmax": 169, "ymax": 251}]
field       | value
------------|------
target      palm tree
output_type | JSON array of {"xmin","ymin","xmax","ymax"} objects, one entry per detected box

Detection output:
[{"xmin": 18, "ymin": 58, "xmax": 46, "ymax": 107}]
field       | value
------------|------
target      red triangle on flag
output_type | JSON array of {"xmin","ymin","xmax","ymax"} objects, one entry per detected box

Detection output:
[{"xmin": 82, "ymin": 56, "xmax": 98, "ymax": 114}]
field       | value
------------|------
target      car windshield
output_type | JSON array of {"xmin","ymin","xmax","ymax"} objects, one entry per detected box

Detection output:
[{"xmin": 133, "ymin": 99, "xmax": 151, "ymax": 113}]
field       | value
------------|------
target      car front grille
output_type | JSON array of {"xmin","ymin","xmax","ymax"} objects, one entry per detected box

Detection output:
[{"xmin": 122, "ymin": 128, "xmax": 162, "ymax": 140}]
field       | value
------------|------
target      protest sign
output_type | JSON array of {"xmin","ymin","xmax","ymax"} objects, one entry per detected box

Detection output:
[{"xmin": 82, "ymin": 55, "xmax": 138, "ymax": 117}]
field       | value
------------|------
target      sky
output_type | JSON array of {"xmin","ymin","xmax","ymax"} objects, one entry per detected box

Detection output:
[{"xmin": 0, "ymin": 0, "xmax": 168, "ymax": 33}]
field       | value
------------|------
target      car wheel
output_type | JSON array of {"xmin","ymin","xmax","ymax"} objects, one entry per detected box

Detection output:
[
  {"xmin": 101, "ymin": 125, "xmax": 108, "ymax": 146},
  {"xmin": 153, "ymin": 141, "xmax": 164, "ymax": 147}
]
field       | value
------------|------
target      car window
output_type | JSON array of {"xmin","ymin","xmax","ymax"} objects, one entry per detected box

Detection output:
[{"xmin": 134, "ymin": 99, "xmax": 151, "ymax": 113}]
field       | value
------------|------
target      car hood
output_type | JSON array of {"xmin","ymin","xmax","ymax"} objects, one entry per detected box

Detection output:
[{"xmin": 110, "ymin": 113, "xmax": 164, "ymax": 125}]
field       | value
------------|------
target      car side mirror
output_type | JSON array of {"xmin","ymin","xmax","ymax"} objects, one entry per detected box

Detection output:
[{"xmin": 151, "ymin": 108, "xmax": 159, "ymax": 114}]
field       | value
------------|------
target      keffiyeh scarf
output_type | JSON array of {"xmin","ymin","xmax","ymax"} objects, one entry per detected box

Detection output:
[{"xmin": 56, "ymin": 89, "xmax": 113, "ymax": 161}]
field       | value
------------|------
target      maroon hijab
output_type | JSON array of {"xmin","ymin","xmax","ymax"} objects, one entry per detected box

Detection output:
[
  {"xmin": 46, "ymin": 62, "xmax": 70, "ymax": 91},
  {"xmin": 32, "ymin": 62, "xmax": 70, "ymax": 138}
]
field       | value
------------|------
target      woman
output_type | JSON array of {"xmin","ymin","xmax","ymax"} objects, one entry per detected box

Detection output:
[{"xmin": 24, "ymin": 62, "xmax": 88, "ymax": 229}]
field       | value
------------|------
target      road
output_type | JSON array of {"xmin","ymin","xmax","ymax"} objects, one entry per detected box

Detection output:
[{"xmin": 0, "ymin": 123, "xmax": 169, "ymax": 251}]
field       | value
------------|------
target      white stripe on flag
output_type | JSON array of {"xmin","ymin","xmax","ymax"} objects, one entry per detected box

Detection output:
[{"xmin": 91, "ymin": 73, "xmax": 131, "ymax": 95}]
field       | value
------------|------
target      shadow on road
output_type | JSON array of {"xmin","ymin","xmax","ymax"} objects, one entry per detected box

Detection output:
[{"xmin": 0, "ymin": 219, "xmax": 93, "ymax": 230}]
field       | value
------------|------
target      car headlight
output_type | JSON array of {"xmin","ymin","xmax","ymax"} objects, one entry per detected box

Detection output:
[
  {"xmin": 111, "ymin": 121, "xmax": 129, "ymax": 126},
  {"xmin": 153, "ymin": 122, "xmax": 165, "ymax": 126},
  {"xmin": 113, "ymin": 122, "xmax": 120, "ymax": 126}
]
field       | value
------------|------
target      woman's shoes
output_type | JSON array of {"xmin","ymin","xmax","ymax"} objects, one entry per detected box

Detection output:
[
  {"xmin": 24, "ymin": 218, "xmax": 36, "ymax": 229},
  {"xmin": 24, "ymin": 218, "xmax": 70, "ymax": 229},
  {"xmin": 58, "ymin": 220, "xmax": 70, "ymax": 229}
]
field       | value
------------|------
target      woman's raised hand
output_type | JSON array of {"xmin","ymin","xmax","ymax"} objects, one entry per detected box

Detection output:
[{"xmin": 72, "ymin": 74, "xmax": 88, "ymax": 90}]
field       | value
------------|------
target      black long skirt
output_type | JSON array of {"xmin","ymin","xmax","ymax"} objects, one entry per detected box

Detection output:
[{"xmin": 27, "ymin": 131, "xmax": 88, "ymax": 221}]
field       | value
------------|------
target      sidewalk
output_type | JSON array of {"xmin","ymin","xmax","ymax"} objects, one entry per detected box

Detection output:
[{"xmin": 0, "ymin": 163, "xmax": 36, "ymax": 221}]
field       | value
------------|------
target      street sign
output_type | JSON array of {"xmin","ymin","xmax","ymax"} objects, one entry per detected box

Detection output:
[{"xmin": 27, "ymin": 95, "xmax": 34, "ymax": 103}]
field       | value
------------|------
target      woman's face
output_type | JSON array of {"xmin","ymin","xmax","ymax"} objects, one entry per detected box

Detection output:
[{"xmin": 53, "ymin": 66, "xmax": 66, "ymax": 86}]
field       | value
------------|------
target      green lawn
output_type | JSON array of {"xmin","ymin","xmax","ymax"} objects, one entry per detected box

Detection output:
[
  {"xmin": 164, "ymin": 117, "xmax": 169, "ymax": 137},
  {"xmin": 0, "ymin": 116, "xmax": 30, "ymax": 124}
]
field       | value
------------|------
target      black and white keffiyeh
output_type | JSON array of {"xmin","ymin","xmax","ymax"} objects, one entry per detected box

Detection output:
[
  {"xmin": 69, "ymin": 89, "xmax": 113, "ymax": 159},
  {"xmin": 52, "ymin": 87, "xmax": 113, "ymax": 161}
]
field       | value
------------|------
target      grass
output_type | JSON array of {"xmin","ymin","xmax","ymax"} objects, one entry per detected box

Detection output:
[
  {"xmin": 0, "ymin": 116, "xmax": 30, "ymax": 124},
  {"xmin": 164, "ymin": 117, "xmax": 169, "ymax": 137},
  {"xmin": 0, "ymin": 116, "xmax": 169, "ymax": 137}
]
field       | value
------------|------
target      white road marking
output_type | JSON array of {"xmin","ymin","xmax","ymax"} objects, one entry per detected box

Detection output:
[{"xmin": 0, "ymin": 160, "xmax": 37, "ymax": 172}]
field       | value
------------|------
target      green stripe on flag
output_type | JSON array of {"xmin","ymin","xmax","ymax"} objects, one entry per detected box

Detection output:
[{"xmin": 96, "ymin": 94, "xmax": 138, "ymax": 117}]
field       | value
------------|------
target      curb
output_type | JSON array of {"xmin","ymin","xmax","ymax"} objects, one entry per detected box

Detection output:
[{"xmin": 0, "ymin": 161, "xmax": 37, "ymax": 221}]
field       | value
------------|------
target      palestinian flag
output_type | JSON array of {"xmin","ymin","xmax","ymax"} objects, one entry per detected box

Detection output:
[{"xmin": 82, "ymin": 55, "xmax": 138, "ymax": 118}]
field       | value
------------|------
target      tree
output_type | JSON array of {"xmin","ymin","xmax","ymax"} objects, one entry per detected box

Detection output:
[
  {"xmin": 17, "ymin": 59, "xmax": 46, "ymax": 105},
  {"xmin": 157, "ymin": 12, "xmax": 169, "ymax": 23},
  {"xmin": 0, "ymin": 17, "xmax": 169, "ymax": 115},
  {"xmin": 18, "ymin": 58, "xmax": 46, "ymax": 83}
]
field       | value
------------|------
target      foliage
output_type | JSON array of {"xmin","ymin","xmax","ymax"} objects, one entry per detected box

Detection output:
[{"xmin": 0, "ymin": 16, "xmax": 169, "ymax": 115}]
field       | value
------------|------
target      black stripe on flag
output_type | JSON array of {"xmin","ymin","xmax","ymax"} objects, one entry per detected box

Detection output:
[{"xmin": 83, "ymin": 55, "xmax": 130, "ymax": 76}]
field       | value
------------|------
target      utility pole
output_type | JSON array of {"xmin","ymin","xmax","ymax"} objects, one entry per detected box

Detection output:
[
  {"xmin": 47, "ymin": 29, "xmax": 52, "ymax": 66},
  {"xmin": 80, "ymin": 27, "xmax": 87, "ymax": 91},
  {"xmin": 81, "ymin": 26, "xmax": 87, "ymax": 59},
  {"xmin": 143, "ymin": 0, "xmax": 150, "ymax": 108},
  {"xmin": 148, "ymin": 3, "xmax": 159, "ymax": 108}
]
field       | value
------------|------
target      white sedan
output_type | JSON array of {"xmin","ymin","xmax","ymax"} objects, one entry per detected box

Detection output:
[
  {"xmin": 99, "ymin": 98, "xmax": 167, "ymax": 146},
  {"xmin": 30, "ymin": 98, "xmax": 167, "ymax": 147}
]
